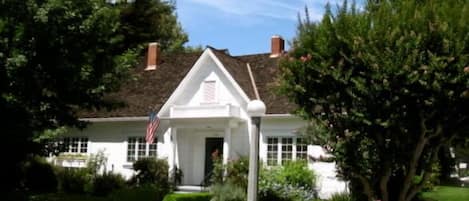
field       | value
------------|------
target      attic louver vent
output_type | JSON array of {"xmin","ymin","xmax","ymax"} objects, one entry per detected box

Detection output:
[{"xmin": 203, "ymin": 80, "xmax": 216, "ymax": 103}]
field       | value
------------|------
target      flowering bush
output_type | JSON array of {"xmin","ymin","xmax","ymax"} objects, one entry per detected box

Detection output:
[
  {"xmin": 259, "ymin": 160, "xmax": 317, "ymax": 201},
  {"xmin": 210, "ymin": 158, "xmax": 317, "ymax": 201}
]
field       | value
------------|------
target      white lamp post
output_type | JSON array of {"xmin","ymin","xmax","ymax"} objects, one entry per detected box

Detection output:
[{"xmin": 247, "ymin": 100, "xmax": 266, "ymax": 201}]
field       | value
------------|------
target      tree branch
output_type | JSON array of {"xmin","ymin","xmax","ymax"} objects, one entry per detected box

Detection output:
[
  {"xmin": 355, "ymin": 173, "xmax": 375, "ymax": 201},
  {"xmin": 379, "ymin": 161, "xmax": 392, "ymax": 201},
  {"xmin": 398, "ymin": 112, "xmax": 429, "ymax": 201},
  {"xmin": 405, "ymin": 145, "xmax": 441, "ymax": 201}
]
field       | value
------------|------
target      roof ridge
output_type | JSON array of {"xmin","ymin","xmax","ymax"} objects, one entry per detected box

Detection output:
[{"xmin": 235, "ymin": 52, "xmax": 271, "ymax": 58}]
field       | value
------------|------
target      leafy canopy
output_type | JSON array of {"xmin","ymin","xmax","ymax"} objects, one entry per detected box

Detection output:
[
  {"xmin": 116, "ymin": 0, "xmax": 188, "ymax": 52},
  {"xmin": 0, "ymin": 0, "xmax": 188, "ymax": 191},
  {"xmin": 280, "ymin": 1, "xmax": 469, "ymax": 201}
]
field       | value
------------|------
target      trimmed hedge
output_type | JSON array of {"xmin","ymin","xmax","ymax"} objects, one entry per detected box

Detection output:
[
  {"xmin": 108, "ymin": 185, "xmax": 168, "ymax": 201},
  {"xmin": 163, "ymin": 193, "xmax": 211, "ymax": 201}
]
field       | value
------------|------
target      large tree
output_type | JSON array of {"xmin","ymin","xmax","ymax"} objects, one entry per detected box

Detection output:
[
  {"xmin": 0, "ymin": 0, "xmax": 187, "ymax": 191},
  {"xmin": 280, "ymin": 1, "xmax": 469, "ymax": 201},
  {"xmin": 116, "ymin": 0, "xmax": 188, "ymax": 52}
]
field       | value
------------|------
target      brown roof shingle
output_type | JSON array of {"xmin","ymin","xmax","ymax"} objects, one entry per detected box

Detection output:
[
  {"xmin": 237, "ymin": 54, "xmax": 297, "ymax": 114},
  {"xmin": 80, "ymin": 48, "xmax": 296, "ymax": 118}
]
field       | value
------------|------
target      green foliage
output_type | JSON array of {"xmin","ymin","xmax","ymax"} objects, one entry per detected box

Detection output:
[
  {"xmin": 225, "ymin": 157, "xmax": 250, "ymax": 189},
  {"xmin": 209, "ymin": 158, "xmax": 224, "ymax": 185},
  {"xmin": 87, "ymin": 150, "xmax": 108, "ymax": 176},
  {"xmin": 108, "ymin": 184, "xmax": 168, "ymax": 201},
  {"xmin": 259, "ymin": 161, "xmax": 317, "ymax": 201},
  {"xmin": 329, "ymin": 193, "xmax": 354, "ymax": 201},
  {"xmin": 116, "ymin": 0, "xmax": 188, "ymax": 52},
  {"xmin": 209, "ymin": 158, "xmax": 317, "ymax": 201},
  {"xmin": 209, "ymin": 158, "xmax": 249, "ymax": 201},
  {"xmin": 22, "ymin": 156, "xmax": 58, "ymax": 193},
  {"xmin": 170, "ymin": 166, "xmax": 184, "ymax": 185},
  {"xmin": 269, "ymin": 160, "xmax": 316, "ymax": 189},
  {"xmin": 56, "ymin": 167, "xmax": 93, "ymax": 194},
  {"xmin": 210, "ymin": 183, "xmax": 246, "ymax": 201},
  {"xmin": 420, "ymin": 186, "xmax": 469, "ymax": 201},
  {"xmin": 92, "ymin": 172, "xmax": 127, "ymax": 196},
  {"xmin": 163, "ymin": 192, "xmax": 211, "ymax": 201},
  {"xmin": 281, "ymin": 0, "xmax": 469, "ymax": 201},
  {"xmin": 0, "ymin": 0, "xmax": 138, "ymax": 190},
  {"xmin": 210, "ymin": 157, "xmax": 250, "ymax": 189},
  {"xmin": 28, "ymin": 193, "xmax": 108, "ymax": 201},
  {"xmin": 414, "ymin": 162, "xmax": 441, "ymax": 192},
  {"xmin": 131, "ymin": 158, "xmax": 170, "ymax": 191}
]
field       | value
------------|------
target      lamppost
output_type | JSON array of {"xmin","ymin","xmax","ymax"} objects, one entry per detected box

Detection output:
[{"xmin": 247, "ymin": 100, "xmax": 266, "ymax": 201}]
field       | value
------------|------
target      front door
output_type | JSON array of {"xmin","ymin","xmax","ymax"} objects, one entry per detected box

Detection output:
[{"xmin": 204, "ymin": 138, "xmax": 224, "ymax": 180}]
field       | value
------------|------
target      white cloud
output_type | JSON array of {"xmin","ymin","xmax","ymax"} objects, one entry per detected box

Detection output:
[{"xmin": 183, "ymin": 0, "xmax": 333, "ymax": 22}]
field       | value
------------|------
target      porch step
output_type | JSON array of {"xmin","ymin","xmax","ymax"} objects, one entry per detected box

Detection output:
[{"xmin": 175, "ymin": 185, "xmax": 207, "ymax": 193}]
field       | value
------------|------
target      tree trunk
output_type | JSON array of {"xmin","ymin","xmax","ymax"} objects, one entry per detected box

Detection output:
[
  {"xmin": 398, "ymin": 114, "xmax": 429, "ymax": 201},
  {"xmin": 356, "ymin": 173, "xmax": 375, "ymax": 201},
  {"xmin": 379, "ymin": 162, "xmax": 392, "ymax": 201},
  {"xmin": 405, "ymin": 142, "xmax": 443, "ymax": 201}
]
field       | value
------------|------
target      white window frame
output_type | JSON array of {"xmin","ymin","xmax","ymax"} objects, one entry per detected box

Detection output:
[
  {"xmin": 126, "ymin": 136, "xmax": 157, "ymax": 162},
  {"xmin": 266, "ymin": 136, "xmax": 308, "ymax": 166},
  {"xmin": 61, "ymin": 137, "xmax": 88, "ymax": 154}
]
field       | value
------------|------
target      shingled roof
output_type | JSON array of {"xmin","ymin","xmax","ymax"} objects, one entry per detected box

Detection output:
[{"xmin": 80, "ymin": 48, "xmax": 296, "ymax": 118}]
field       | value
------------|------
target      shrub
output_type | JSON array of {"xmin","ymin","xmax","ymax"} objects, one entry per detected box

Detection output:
[
  {"xmin": 86, "ymin": 150, "xmax": 108, "ymax": 176},
  {"xmin": 225, "ymin": 157, "xmax": 249, "ymax": 189},
  {"xmin": 131, "ymin": 158, "xmax": 170, "ymax": 189},
  {"xmin": 163, "ymin": 192, "xmax": 211, "ymax": 201},
  {"xmin": 209, "ymin": 159, "xmax": 317, "ymax": 201},
  {"xmin": 259, "ymin": 160, "xmax": 317, "ymax": 201},
  {"xmin": 22, "ymin": 156, "xmax": 58, "ymax": 193},
  {"xmin": 56, "ymin": 167, "xmax": 93, "ymax": 194},
  {"xmin": 170, "ymin": 165, "xmax": 184, "ymax": 186},
  {"xmin": 329, "ymin": 193, "xmax": 354, "ymax": 201},
  {"xmin": 109, "ymin": 184, "xmax": 168, "ymax": 201},
  {"xmin": 210, "ymin": 183, "xmax": 246, "ymax": 201},
  {"xmin": 210, "ymin": 157, "xmax": 249, "ymax": 188},
  {"xmin": 272, "ymin": 160, "xmax": 316, "ymax": 189},
  {"xmin": 92, "ymin": 172, "xmax": 126, "ymax": 196}
]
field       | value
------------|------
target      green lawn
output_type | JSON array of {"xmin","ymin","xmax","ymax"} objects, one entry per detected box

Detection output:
[{"xmin": 421, "ymin": 186, "xmax": 469, "ymax": 201}]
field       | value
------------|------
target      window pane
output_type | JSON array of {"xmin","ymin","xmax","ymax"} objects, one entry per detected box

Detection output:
[
  {"xmin": 127, "ymin": 137, "xmax": 136, "ymax": 162},
  {"xmin": 71, "ymin": 137, "xmax": 79, "ymax": 153},
  {"xmin": 149, "ymin": 142, "xmax": 157, "ymax": 157},
  {"xmin": 296, "ymin": 138, "xmax": 308, "ymax": 160},
  {"xmin": 281, "ymin": 138, "xmax": 293, "ymax": 164},
  {"xmin": 138, "ymin": 137, "xmax": 146, "ymax": 159},
  {"xmin": 80, "ymin": 138, "xmax": 88, "ymax": 153},
  {"xmin": 267, "ymin": 137, "xmax": 278, "ymax": 166},
  {"xmin": 63, "ymin": 138, "xmax": 70, "ymax": 153}
]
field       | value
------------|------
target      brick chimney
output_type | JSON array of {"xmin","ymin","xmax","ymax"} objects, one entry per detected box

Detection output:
[
  {"xmin": 270, "ymin": 35, "xmax": 284, "ymax": 58},
  {"xmin": 145, "ymin": 42, "xmax": 160, "ymax": 71}
]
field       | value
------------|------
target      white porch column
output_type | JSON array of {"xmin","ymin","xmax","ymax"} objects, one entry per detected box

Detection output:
[
  {"xmin": 169, "ymin": 127, "xmax": 179, "ymax": 170},
  {"xmin": 223, "ymin": 127, "xmax": 232, "ymax": 165},
  {"xmin": 173, "ymin": 128, "xmax": 179, "ymax": 169}
]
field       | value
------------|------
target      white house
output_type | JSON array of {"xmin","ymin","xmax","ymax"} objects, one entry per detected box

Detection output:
[{"xmin": 52, "ymin": 36, "xmax": 347, "ymax": 198}]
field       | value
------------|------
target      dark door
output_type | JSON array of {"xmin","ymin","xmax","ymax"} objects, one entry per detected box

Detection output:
[{"xmin": 204, "ymin": 138, "xmax": 224, "ymax": 179}]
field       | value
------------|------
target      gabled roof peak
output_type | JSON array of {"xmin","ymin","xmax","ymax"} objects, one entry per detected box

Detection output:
[{"xmin": 205, "ymin": 46, "xmax": 230, "ymax": 55}]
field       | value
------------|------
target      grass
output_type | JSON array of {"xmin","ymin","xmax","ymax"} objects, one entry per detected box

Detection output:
[
  {"xmin": 162, "ymin": 192, "xmax": 211, "ymax": 201},
  {"xmin": 421, "ymin": 186, "xmax": 469, "ymax": 201}
]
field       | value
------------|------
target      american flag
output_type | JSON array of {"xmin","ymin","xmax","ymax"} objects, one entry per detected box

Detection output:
[{"xmin": 146, "ymin": 112, "xmax": 160, "ymax": 144}]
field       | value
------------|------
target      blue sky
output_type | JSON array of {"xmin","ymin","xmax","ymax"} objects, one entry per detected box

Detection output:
[{"xmin": 176, "ymin": 0, "xmax": 343, "ymax": 56}]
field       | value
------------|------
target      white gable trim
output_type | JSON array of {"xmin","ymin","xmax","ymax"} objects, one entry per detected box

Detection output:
[
  {"xmin": 158, "ymin": 48, "xmax": 251, "ymax": 117},
  {"xmin": 206, "ymin": 49, "xmax": 251, "ymax": 102},
  {"xmin": 80, "ymin": 117, "xmax": 147, "ymax": 122}
]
